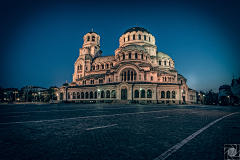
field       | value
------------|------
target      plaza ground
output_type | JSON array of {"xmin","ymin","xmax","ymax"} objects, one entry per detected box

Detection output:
[{"xmin": 0, "ymin": 103, "xmax": 239, "ymax": 160}]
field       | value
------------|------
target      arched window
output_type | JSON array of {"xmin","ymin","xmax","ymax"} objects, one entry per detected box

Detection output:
[
  {"xmin": 141, "ymin": 54, "xmax": 143, "ymax": 60},
  {"xmin": 108, "ymin": 78, "xmax": 110, "ymax": 82},
  {"xmin": 78, "ymin": 75, "xmax": 79, "ymax": 79},
  {"xmin": 151, "ymin": 76, "xmax": 153, "ymax": 81},
  {"xmin": 60, "ymin": 93, "xmax": 63, "ymax": 100},
  {"xmin": 81, "ymin": 92, "xmax": 84, "ymax": 99},
  {"xmin": 141, "ymin": 89, "xmax": 145, "ymax": 98},
  {"xmin": 135, "ymin": 53, "xmax": 138, "ymax": 59},
  {"xmin": 139, "ymin": 34, "xmax": 141, "ymax": 40},
  {"xmin": 106, "ymin": 64, "xmax": 109, "ymax": 68},
  {"xmin": 101, "ymin": 90, "xmax": 105, "ymax": 98},
  {"xmin": 106, "ymin": 90, "xmax": 110, "ymax": 98},
  {"xmin": 149, "ymin": 37, "xmax": 151, "ymax": 42},
  {"xmin": 97, "ymin": 65, "xmax": 99, "ymax": 70},
  {"xmin": 92, "ymin": 36, "xmax": 95, "ymax": 41},
  {"xmin": 166, "ymin": 91, "xmax": 170, "ymax": 98},
  {"xmin": 146, "ymin": 56, "xmax": 147, "ymax": 60},
  {"xmin": 124, "ymin": 37, "xmax": 125, "ymax": 42},
  {"xmin": 172, "ymin": 91, "xmax": 175, "ymax": 99},
  {"xmin": 169, "ymin": 61, "xmax": 171, "ymax": 66},
  {"xmin": 68, "ymin": 92, "xmax": 70, "ymax": 99},
  {"xmin": 164, "ymin": 61, "xmax": 166, "ymax": 66},
  {"xmin": 77, "ymin": 92, "xmax": 80, "ymax": 99},
  {"xmin": 111, "ymin": 90, "xmax": 116, "ymax": 98},
  {"xmin": 73, "ymin": 92, "xmax": 76, "ymax": 99},
  {"xmin": 87, "ymin": 36, "xmax": 90, "ymax": 41},
  {"xmin": 80, "ymin": 65, "xmax": 82, "ymax": 70},
  {"xmin": 92, "ymin": 66, "xmax": 95, "ymax": 70},
  {"xmin": 144, "ymin": 35, "xmax": 146, "ymax": 40},
  {"xmin": 94, "ymin": 91, "xmax": 97, "ymax": 99},
  {"xmin": 133, "ymin": 35, "xmax": 135, "ymax": 40},
  {"xmin": 85, "ymin": 92, "xmax": 89, "ymax": 99},
  {"xmin": 110, "ymin": 63, "xmax": 113, "ymax": 67},
  {"xmin": 128, "ymin": 35, "xmax": 130, "ymax": 41},
  {"xmin": 135, "ymin": 90, "xmax": 139, "ymax": 98},
  {"xmin": 101, "ymin": 64, "xmax": 104, "ymax": 69},
  {"xmin": 78, "ymin": 66, "xmax": 80, "ymax": 70},
  {"xmin": 129, "ymin": 53, "xmax": 131, "ymax": 59},
  {"xmin": 123, "ymin": 54, "xmax": 125, "ymax": 60},
  {"xmin": 147, "ymin": 89, "xmax": 152, "ymax": 98},
  {"xmin": 159, "ymin": 61, "xmax": 161, "ymax": 65},
  {"xmin": 90, "ymin": 91, "xmax": 93, "ymax": 99},
  {"xmin": 161, "ymin": 91, "xmax": 165, "ymax": 98}
]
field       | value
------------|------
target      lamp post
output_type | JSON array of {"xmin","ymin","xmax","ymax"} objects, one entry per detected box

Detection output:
[
  {"xmin": 97, "ymin": 88, "xmax": 100, "ymax": 103},
  {"xmin": 13, "ymin": 91, "xmax": 18, "ymax": 102},
  {"xmin": 38, "ymin": 92, "xmax": 40, "ymax": 102},
  {"xmin": 227, "ymin": 95, "xmax": 230, "ymax": 105},
  {"xmin": 203, "ymin": 94, "xmax": 205, "ymax": 104}
]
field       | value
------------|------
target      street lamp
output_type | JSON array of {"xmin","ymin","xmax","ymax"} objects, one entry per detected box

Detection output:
[{"xmin": 13, "ymin": 91, "xmax": 18, "ymax": 102}]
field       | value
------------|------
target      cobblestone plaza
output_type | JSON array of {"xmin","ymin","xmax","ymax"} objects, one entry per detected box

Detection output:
[{"xmin": 0, "ymin": 104, "xmax": 239, "ymax": 160}]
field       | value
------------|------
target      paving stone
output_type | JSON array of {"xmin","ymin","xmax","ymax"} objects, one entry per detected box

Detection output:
[{"xmin": 0, "ymin": 104, "xmax": 239, "ymax": 159}]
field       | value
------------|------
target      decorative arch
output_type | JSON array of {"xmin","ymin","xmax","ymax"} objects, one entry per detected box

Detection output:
[
  {"xmin": 147, "ymin": 89, "xmax": 152, "ymax": 98},
  {"xmin": 106, "ymin": 90, "xmax": 110, "ymax": 98},
  {"xmin": 166, "ymin": 91, "xmax": 170, "ymax": 98},
  {"xmin": 161, "ymin": 91, "xmax": 165, "ymax": 98},
  {"xmin": 116, "ymin": 63, "xmax": 142, "ymax": 80},
  {"xmin": 101, "ymin": 90, "xmax": 105, "ymax": 98},
  {"xmin": 134, "ymin": 90, "xmax": 139, "ymax": 98},
  {"xmin": 90, "ymin": 91, "xmax": 93, "ymax": 99}
]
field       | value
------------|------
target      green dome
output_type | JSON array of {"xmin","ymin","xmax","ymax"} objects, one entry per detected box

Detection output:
[
  {"xmin": 123, "ymin": 27, "xmax": 151, "ymax": 34},
  {"xmin": 157, "ymin": 52, "xmax": 172, "ymax": 60}
]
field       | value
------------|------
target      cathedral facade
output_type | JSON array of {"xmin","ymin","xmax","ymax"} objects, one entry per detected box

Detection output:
[{"xmin": 58, "ymin": 27, "xmax": 197, "ymax": 104}]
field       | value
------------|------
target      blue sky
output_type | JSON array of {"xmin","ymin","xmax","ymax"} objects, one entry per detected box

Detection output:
[{"xmin": 1, "ymin": 0, "xmax": 240, "ymax": 92}]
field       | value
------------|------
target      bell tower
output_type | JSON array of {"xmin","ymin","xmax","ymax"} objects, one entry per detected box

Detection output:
[{"xmin": 79, "ymin": 30, "xmax": 101, "ymax": 58}]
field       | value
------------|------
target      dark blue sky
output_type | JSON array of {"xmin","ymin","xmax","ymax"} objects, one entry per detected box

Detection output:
[{"xmin": 1, "ymin": 0, "xmax": 240, "ymax": 92}]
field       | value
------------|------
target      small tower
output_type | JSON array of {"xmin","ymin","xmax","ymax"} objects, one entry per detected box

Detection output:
[{"xmin": 79, "ymin": 30, "xmax": 101, "ymax": 58}]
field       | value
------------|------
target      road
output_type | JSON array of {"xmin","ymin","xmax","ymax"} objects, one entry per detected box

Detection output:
[{"xmin": 0, "ymin": 103, "xmax": 239, "ymax": 160}]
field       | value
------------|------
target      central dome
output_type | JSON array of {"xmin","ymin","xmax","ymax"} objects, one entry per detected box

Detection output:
[{"xmin": 123, "ymin": 27, "xmax": 151, "ymax": 34}]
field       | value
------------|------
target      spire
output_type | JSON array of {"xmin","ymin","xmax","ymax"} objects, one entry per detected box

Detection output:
[
  {"xmin": 136, "ymin": 23, "xmax": 137, "ymax": 27},
  {"xmin": 92, "ymin": 28, "xmax": 93, "ymax": 32}
]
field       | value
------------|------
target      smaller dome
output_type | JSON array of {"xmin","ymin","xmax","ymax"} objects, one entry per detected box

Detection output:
[
  {"xmin": 62, "ymin": 83, "xmax": 69, "ymax": 86},
  {"xmin": 88, "ymin": 31, "xmax": 98, "ymax": 34},
  {"xmin": 123, "ymin": 27, "xmax": 151, "ymax": 34},
  {"xmin": 157, "ymin": 52, "xmax": 172, "ymax": 60},
  {"xmin": 120, "ymin": 44, "xmax": 147, "ymax": 52}
]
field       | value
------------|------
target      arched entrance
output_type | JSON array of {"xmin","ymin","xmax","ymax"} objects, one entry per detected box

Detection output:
[{"xmin": 121, "ymin": 86, "xmax": 127, "ymax": 100}]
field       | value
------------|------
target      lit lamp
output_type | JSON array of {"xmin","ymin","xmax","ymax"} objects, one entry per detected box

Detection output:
[{"xmin": 97, "ymin": 88, "xmax": 100, "ymax": 100}]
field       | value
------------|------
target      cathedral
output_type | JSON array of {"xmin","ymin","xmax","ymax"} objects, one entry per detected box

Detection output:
[{"xmin": 58, "ymin": 27, "xmax": 197, "ymax": 104}]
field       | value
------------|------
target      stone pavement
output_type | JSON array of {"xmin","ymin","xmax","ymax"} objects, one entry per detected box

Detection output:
[{"xmin": 0, "ymin": 104, "xmax": 239, "ymax": 160}]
